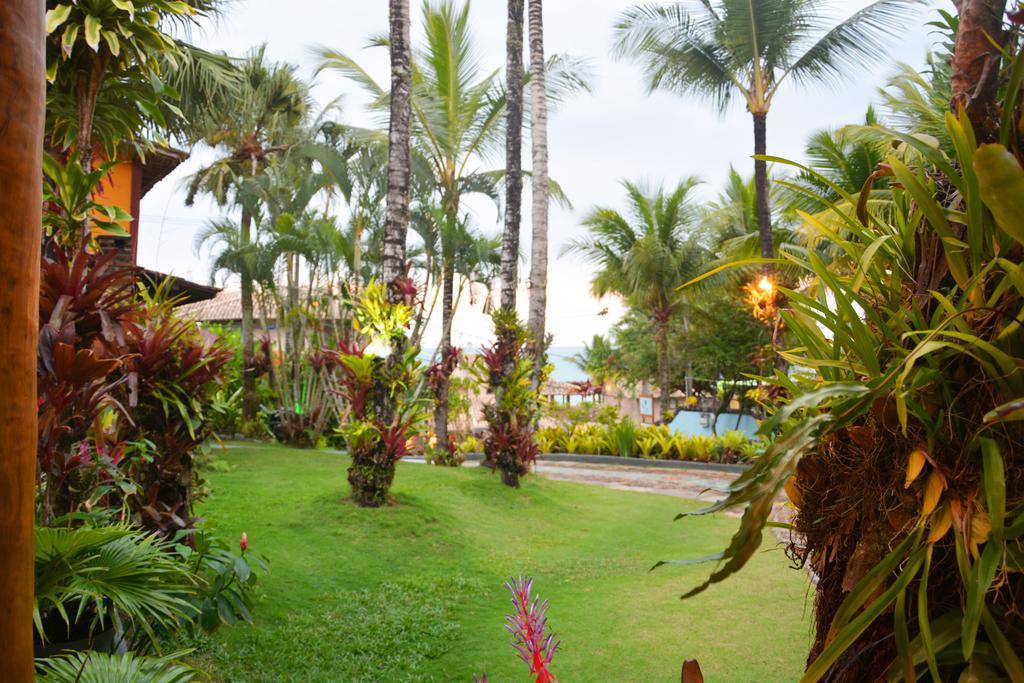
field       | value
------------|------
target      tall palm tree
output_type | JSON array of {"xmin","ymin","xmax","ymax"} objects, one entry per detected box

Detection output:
[
  {"xmin": 565, "ymin": 179, "xmax": 707, "ymax": 420},
  {"xmin": 501, "ymin": 0, "xmax": 525, "ymax": 310},
  {"xmin": 526, "ymin": 0, "xmax": 550, "ymax": 389},
  {"xmin": 318, "ymin": 1, "xmax": 506, "ymax": 451},
  {"xmin": 0, "ymin": 1, "xmax": 43, "ymax": 677},
  {"xmin": 382, "ymin": 0, "xmax": 414, "ymax": 291},
  {"xmin": 184, "ymin": 46, "xmax": 310, "ymax": 425},
  {"xmin": 613, "ymin": 0, "xmax": 921, "ymax": 259}
]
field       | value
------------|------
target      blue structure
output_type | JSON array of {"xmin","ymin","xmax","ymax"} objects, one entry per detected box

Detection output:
[{"xmin": 668, "ymin": 409, "xmax": 760, "ymax": 439}]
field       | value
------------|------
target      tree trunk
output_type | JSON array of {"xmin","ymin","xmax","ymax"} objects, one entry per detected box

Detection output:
[
  {"xmin": 501, "ymin": 0, "xmax": 525, "ymax": 311},
  {"xmin": 526, "ymin": 0, "xmax": 549, "ymax": 389},
  {"xmin": 752, "ymin": 111, "xmax": 773, "ymax": 259},
  {"xmin": 657, "ymin": 318, "xmax": 671, "ymax": 424},
  {"xmin": 382, "ymin": 0, "xmax": 413, "ymax": 301},
  {"xmin": 951, "ymin": 0, "xmax": 1007, "ymax": 143},
  {"xmin": 0, "ymin": 2, "xmax": 44, "ymax": 679},
  {"xmin": 240, "ymin": 207, "xmax": 258, "ymax": 425},
  {"xmin": 433, "ymin": 261, "xmax": 455, "ymax": 451}
]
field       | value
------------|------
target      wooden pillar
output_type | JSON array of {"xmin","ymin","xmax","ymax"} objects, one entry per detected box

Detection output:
[{"xmin": 0, "ymin": 1, "xmax": 44, "ymax": 679}]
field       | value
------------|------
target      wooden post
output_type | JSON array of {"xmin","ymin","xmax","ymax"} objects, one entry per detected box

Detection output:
[{"xmin": 0, "ymin": 1, "xmax": 44, "ymax": 679}]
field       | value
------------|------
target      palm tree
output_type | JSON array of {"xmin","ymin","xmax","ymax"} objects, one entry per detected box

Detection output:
[
  {"xmin": 184, "ymin": 46, "xmax": 311, "ymax": 425},
  {"xmin": 382, "ymin": 0, "xmax": 414, "ymax": 291},
  {"xmin": 613, "ymin": 0, "xmax": 921, "ymax": 259},
  {"xmin": 568, "ymin": 335, "xmax": 618, "ymax": 386},
  {"xmin": 526, "ymin": 0, "xmax": 550, "ymax": 388},
  {"xmin": 950, "ymin": 0, "xmax": 1006, "ymax": 142},
  {"xmin": 565, "ymin": 179, "xmax": 707, "ymax": 420},
  {"xmin": 1, "ymin": 1, "xmax": 43, "ymax": 676},
  {"xmin": 318, "ymin": 1, "xmax": 506, "ymax": 451},
  {"xmin": 502, "ymin": 0, "xmax": 526, "ymax": 310}
]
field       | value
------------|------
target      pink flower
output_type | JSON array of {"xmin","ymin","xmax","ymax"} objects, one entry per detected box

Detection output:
[{"xmin": 240, "ymin": 532, "xmax": 249, "ymax": 553}]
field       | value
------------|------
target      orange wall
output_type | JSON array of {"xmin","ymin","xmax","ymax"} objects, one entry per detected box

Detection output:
[{"xmin": 92, "ymin": 156, "xmax": 136, "ymax": 237}]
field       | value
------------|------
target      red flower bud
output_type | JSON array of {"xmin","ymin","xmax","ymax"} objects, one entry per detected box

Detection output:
[{"xmin": 240, "ymin": 532, "xmax": 249, "ymax": 553}]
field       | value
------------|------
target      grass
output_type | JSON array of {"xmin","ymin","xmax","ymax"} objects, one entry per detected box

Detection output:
[{"xmin": 193, "ymin": 443, "xmax": 813, "ymax": 681}]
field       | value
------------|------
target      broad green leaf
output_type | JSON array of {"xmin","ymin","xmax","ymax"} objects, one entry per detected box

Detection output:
[
  {"xmin": 61, "ymin": 23, "xmax": 80, "ymax": 57},
  {"xmin": 975, "ymin": 144, "xmax": 1024, "ymax": 246},
  {"xmin": 103, "ymin": 30, "xmax": 121, "ymax": 56},
  {"xmin": 84, "ymin": 15, "xmax": 102, "ymax": 51},
  {"xmin": 45, "ymin": 4, "xmax": 72, "ymax": 34},
  {"xmin": 112, "ymin": 0, "xmax": 136, "ymax": 18}
]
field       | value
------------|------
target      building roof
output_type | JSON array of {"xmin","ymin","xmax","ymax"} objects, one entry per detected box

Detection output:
[
  {"xmin": 140, "ymin": 146, "xmax": 188, "ymax": 197},
  {"xmin": 139, "ymin": 269, "xmax": 219, "ymax": 306},
  {"xmin": 175, "ymin": 289, "xmax": 260, "ymax": 322}
]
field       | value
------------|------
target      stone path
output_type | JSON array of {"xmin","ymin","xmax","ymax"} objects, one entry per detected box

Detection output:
[{"xmin": 531, "ymin": 461, "xmax": 736, "ymax": 502}]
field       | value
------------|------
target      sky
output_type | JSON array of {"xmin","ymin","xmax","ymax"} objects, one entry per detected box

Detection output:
[{"xmin": 138, "ymin": 0, "xmax": 939, "ymax": 350}]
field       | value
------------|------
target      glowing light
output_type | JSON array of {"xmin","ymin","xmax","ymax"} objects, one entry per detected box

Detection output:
[{"xmin": 746, "ymin": 275, "xmax": 779, "ymax": 325}]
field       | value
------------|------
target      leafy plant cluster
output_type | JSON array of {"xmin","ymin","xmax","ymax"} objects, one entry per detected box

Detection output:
[
  {"xmin": 333, "ymin": 281, "xmax": 427, "ymax": 507},
  {"xmin": 535, "ymin": 422, "xmax": 760, "ymax": 464},
  {"xmin": 476, "ymin": 308, "xmax": 543, "ymax": 488},
  {"xmin": 680, "ymin": 103, "xmax": 1024, "ymax": 682},
  {"xmin": 34, "ymin": 182, "xmax": 263, "ymax": 672}
]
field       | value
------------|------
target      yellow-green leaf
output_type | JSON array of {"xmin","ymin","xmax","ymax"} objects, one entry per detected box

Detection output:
[
  {"xmin": 61, "ymin": 23, "xmax": 79, "ymax": 57},
  {"xmin": 45, "ymin": 4, "xmax": 72, "ymax": 34},
  {"xmin": 84, "ymin": 15, "xmax": 102, "ymax": 51},
  {"xmin": 102, "ymin": 30, "xmax": 120, "ymax": 56},
  {"xmin": 975, "ymin": 143, "xmax": 1024, "ymax": 246},
  {"xmin": 112, "ymin": 0, "xmax": 135, "ymax": 18}
]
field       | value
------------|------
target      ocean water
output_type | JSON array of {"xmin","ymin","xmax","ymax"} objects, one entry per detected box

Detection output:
[{"xmin": 419, "ymin": 346, "xmax": 587, "ymax": 382}]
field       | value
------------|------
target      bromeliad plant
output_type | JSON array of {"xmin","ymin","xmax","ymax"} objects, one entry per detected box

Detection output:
[
  {"xmin": 476, "ymin": 309, "xmax": 543, "ymax": 488},
  {"xmin": 335, "ymin": 281, "xmax": 427, "ymax": 507},
  {"xmin": 676, "ymin": 107, "xmax": 1024, "ymax": 679}
]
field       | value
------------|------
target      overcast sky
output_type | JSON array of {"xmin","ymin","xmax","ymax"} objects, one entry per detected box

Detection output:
[{"xmin": 139, "ymin": 0, "xmax": 938, "ymax": 349}]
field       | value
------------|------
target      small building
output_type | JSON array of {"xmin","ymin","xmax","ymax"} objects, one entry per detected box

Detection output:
[{"xmin": 91, "ymin": 145, "xmax": 217, "ymax": 306}]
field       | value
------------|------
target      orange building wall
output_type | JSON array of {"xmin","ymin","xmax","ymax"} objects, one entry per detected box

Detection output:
[{"xmin": 91, "ymin": 153, "xmax": 142, "ymax": 264}]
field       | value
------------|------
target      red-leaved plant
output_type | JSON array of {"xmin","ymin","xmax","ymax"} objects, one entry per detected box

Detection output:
[{"xmin": 477, "ymin": 576, "xmax": 559, "ymax": 683}]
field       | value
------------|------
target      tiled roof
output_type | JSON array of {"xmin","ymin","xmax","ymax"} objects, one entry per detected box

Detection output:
[{"xmin": 175, "ymin": 290, "xmax": 273, "ymax": 322}]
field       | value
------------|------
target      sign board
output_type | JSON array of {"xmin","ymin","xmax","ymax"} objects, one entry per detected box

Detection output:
[{"xmin": 638, "ymin": 395, "xmax": 654, "ymax": 424}]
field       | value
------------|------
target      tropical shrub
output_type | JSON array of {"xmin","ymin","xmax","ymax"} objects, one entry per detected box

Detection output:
[
  {"xmin": 33, "ymin": 525, "xmax": 194, "ymax": 650},
  {"xmin": 477, "ymin": 309, "xmax": 543, "ymax": 487},
  {"xmin": 604, "ymin": 417, "xmax": 639, "ymax": 458},
  {"xmin": 120, "ymin": 293, "xmax": 233, "ymax": 536},
  {"xmin": 37, "ymin": 247, "xmax": 140, "ymax": 525},
  {"xmin": 171, "ymin": 526, "xmax": 267, "ymax": 636},
  {"xmin": 335, "ymin": 281, "xmax": 427, "ymax": 507},
  {"xmin": 677, "ymin": 108, "xmax": 1024, "ymax": 680},
  {"xmin": 35, "ymin": 650, "xmax": 200, "ymax": 683}
]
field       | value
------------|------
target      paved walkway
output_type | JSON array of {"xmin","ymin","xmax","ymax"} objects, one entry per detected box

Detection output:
[{"xmin": 532, "ymin": 461, "xmax": 736, "ymax": 502}]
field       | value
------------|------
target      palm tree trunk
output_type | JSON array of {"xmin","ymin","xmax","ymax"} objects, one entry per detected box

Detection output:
[
  {"xmin": 433, "ymin": 261, "xmax": 455, "ymax": 451},
  {"xmin": 526, "ymin": 0, "xmax": 549, "ymax": 389},
  {"xmin": 752, "ymin": 111, "xmax": 773, "ymax": 259},
  {"xmin": 382, "ymin": 0, "xmax": 413, "ymax": 300},
  {"xmin": 0, "ymin": 2, "xmax": 43, "ymax": 678},
  {"xmin": 657, "ymin": 318, "xmax": 671, "ymax": 423},
  {"xmin": 240, "ymin": 207, "xmax": 258, "ymax": 425},
  {"xmin": 500, "ymin": 0, "xmax": 525, "ymax": 311},
  {"xmin": 950, "ymin": 0, "xmax": 1006, "ymax": 142}
]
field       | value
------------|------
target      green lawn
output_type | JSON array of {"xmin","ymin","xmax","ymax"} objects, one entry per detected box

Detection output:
[{"xmin": 193, "ymin": 443, "xmax": 812, "ymax": 682}]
